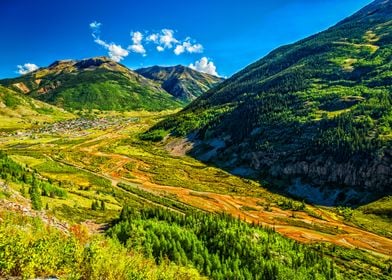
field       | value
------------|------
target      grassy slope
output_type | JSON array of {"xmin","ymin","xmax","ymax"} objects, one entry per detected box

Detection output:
[
  {"xmin": 0, "ymin": 58, "xmax": 183, "ymax": 111},
  {"xmin": 0, "ymin": 85, "xmax": 73, "ymax": 130}
]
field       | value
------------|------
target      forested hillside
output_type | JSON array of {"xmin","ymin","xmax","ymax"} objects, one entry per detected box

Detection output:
[
  {"xmin": 107, "ymin": 205, "xmax": 391, "ymax": 280},
  {"xmin": 150, "ymin": 0, "xmax": 392, "ymax": 204}
]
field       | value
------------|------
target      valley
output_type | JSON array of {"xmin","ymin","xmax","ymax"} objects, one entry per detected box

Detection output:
[
  {"xmin": 1, "ymin": 111, "xmax": 390, "ymax": 278},
  {"xmin": 0, "ymin": 0, "xmax": 391, "ymax": 278}
]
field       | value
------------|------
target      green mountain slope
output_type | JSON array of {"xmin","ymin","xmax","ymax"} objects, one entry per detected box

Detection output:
[
  {"xmin": 150, "ymin": 0, "xmax": 392, "ymax": 204},
  {"xmin": 136, "ymin": 65, "xmax": 223, "ymax": 102},
  {"xmin": 0, "ymin": 85, "xmax": 73, "ymax": 130},
  {"xmin": 0, "ymin": 57, "xmax": 183, "ymax": 111}
]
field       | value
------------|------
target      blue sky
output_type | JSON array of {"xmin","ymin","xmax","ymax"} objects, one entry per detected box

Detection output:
[{"xmin": 0, "ymin": 0, "xmax": 372, "ymax": 78}]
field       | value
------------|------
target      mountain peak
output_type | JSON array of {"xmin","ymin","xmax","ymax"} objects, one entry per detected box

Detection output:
[
  {"xmin": 47, "ymin": 56, "xmax": 119, "ymax": 70},
  {"xmin": 74, "ymin": 56, "xmax": 117, "ymax": 69},
  {"xmin": 48, "ymin": 59, "xmax": 75, "ymax": 68},
  {"xmin": 136, "ymin": 65, "xmax": 223, "ymax": 102},
  {"xmin": 0, "ymin": 57, "xmax": 182, "ymax": 111}
]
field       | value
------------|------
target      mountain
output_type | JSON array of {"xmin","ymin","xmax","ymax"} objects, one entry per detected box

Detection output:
[
  {"xmin": 0, "ymin": 57, "xmax": 183, "ymax": 111},
  {"xmin": 0, "ymin": 85, "xmax": 73, "ymax": 130},
  {"xmin": 149, "ymin": 0, "xmax": 392, "ymax": 205},
  {"xmin": 136, "ymin": 65, "xmax": 223, "ymax": 102}
]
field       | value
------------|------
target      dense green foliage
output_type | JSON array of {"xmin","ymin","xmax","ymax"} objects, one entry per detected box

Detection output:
[
  {"xmin": 136, "ymin": 65, "xmax": 223, "ymax": 102},
  {"xmin": 0, "ymin": 152, "xmax": 67, "ymax": 209},
  {"xmin": 0, "ymin": 57, "xmax": 183, "ymax": 111},
  {"xmin": 139, "ymin": 129, "xmax": 169, "ymax": 142},
  {"xmin": 108, "ymin": 206, "xmax": 341, "ymax": 280},
  {"xmin": 150, "ymin": 0, "xmax": 392, "ymax": 196},
  {"xmin": 3, "ymin": 91, "xmax": 21, "ymax": 108},
  {"xmin": 0, "ymin": 211, "xmax": 204, "ymax": 279}
]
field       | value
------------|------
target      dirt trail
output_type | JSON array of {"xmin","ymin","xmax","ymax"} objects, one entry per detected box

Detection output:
[{"xmin": 65, "ymin": 130, "xmax": 392, "ymax": 257}]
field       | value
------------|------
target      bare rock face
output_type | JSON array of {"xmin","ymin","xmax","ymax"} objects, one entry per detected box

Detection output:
[
  {"xmin": 199, "ymin": 143, "xmax": 392, "ymax": 204},
  {"xmin": 262, "ymin": 150, "xmax": 392, "ymax": 197},
  {"xmin": 74, "ymin": 57, "xmax": 111, "ymax": 69}
]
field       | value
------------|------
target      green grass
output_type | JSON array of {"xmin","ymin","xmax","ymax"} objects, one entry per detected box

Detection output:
[
  {"xmin": 350, "ymin": 196, "xmax": 392, "ymax": 238},
  {"xmin": 0, "ymin": 210, "xmax": 205, "ymax": 279}
]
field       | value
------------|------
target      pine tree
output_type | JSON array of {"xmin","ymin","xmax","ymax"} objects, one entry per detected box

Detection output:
[{"xmin": 91, "ymin": 200, "xmax": 98, "ymax": 211}]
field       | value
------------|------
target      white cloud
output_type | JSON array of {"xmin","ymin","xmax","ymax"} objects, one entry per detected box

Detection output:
[
  {"xmin": 151, "ymin": 29, "xmax": 203, "ymax": 55},
  {"xmin": 129, "ymin": 31, "xmax": 146, "ymax": 55},
  {"xmin": 159, "ymin": 29, "xmax": 178, "ymax": 49},
  {"xmin": 89, "ymin": 23, "xmax": 204, "ymax": 59},
  {"xmin": 131, "ymin": 31, "xmax": 143, "ymax": 45},
  {"xmin": 146, "ymin": 33, "xmax": 159, "ymax": 43},
  {"xmin": 129, "ymin": 44, "xmax": 146, "ymax": 54},
  {"xmin": 89, "ymin": 21, "xmax": 101, "ymax": 29},
  {"xmin": 17, "ymin": 63, "xmax": 39, "ymax": 75},
  {"xmin": 184, "ymin": 42, "xmax": 203, "ymax": 53},
  {"xmin": 90, "ymin": 21, "xmax": 129, "ymax": 62},
  {"xmin": 174, "ymin": 40, "xmax": 203, "ymax": 55},
  {"xmin": 174, "ymin": 45, "xmax": 185, "ymax": 55},
  {"xmin": 90, "ymin": 21, "xmax": 102, "ymax": 39},
  {"xmin": 94, "ymin": 38, "xmax": 129, "ymax": 62},
  {"xmin": 189, "ymin": 57, "xmax": 218, "ymax": 76},
  {"xmin": 107, "ymin": 44, "xmax": 129, "ymax": 62}
]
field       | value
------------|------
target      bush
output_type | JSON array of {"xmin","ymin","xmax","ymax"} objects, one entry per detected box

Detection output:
[
  {"xmin": 0, "ymin": 211, "xmax": 204, "ymax": 280},
  {"xmin": 140, "ymin": 129, "xmax": 168, "ymax": 142}
]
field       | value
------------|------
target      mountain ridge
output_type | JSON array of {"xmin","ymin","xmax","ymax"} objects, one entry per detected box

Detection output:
[
  {"xmin": 149, "ymin": 0, "xmax": 392, "ymax": 205},
  {"xmin": 0, "ymin": 57, "xmax": 183, "ymax": 111},
  {"xmin": 136, "ymin": 65, "xmax": 223, "ymax": 102}
]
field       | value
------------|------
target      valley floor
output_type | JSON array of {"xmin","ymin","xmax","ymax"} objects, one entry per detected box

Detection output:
[{"xmin": 0, "ymin": 111, "xmax": 391, "ymax": 277}]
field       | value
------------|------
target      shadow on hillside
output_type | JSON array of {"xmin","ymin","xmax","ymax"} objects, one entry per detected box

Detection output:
[{"xmin": 180, "ymin": 139, "xmax": 391, "ymax": 208}]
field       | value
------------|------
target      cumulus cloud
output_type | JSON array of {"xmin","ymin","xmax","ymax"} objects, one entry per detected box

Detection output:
[
  {"xmin": 146, "ymin": 29, "xmax": 177, "ymax": 51},
  {"xmin": 90, "ymin": 21, "xmax": 129, "ymax": 62},
  {"xmin": 189, "ymin": 57, "xmax": 218, "ymax": 76},
  {"xmin": 174, "ymin": 40, "xmax": 203, "ymax": 55},
  {"xmin": 94, "ymin": 38, "xmax": 129, "ymax": 62},
  {"xmin": 107, "ymin": 44, "xmax": 129, "ymax": 62},
  {"xmin": 146, "ymin": 29, "xmax": 203, "ymax": 55},
  {"xmin": 146, "ymin": 33, "xmax": 159, "ymax": 43},
  {"xmin": 89, "ymin": 22, "xmax": 204, "ymax": 60},
  {"xmin": 174, "ymin": 45, "xmax": 185, "ymax": 55},
  {"xmin": 129, "ymin": 31, "xmax": 146, "ymax": 55},
  {"xmin": 159, "ymin": 29, "xmax": 178, "ymax": 48},
  {"xmin": 17, "ymin": 63, "xmax": 39, "ymax": 75}
]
